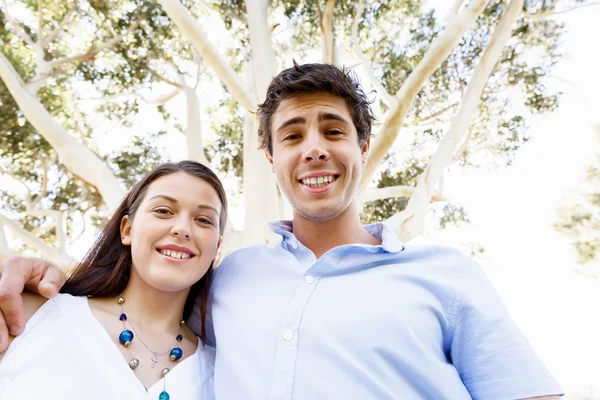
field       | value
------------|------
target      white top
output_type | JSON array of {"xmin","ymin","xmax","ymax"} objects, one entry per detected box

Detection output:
[{"xmin": 0, "ymin": 293, "xmax": 215, "ymax": 400}]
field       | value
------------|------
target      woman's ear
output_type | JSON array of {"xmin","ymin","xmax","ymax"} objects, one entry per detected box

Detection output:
[{"xmin": 120, "ymin": 215, "xmax": 132, "ymax": 246}]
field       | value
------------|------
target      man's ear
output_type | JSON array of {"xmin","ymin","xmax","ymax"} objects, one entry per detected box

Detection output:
[
  {"xmin": 264, "ymin": 150, "xmax": 275, "ymax": 173},
  {"xmin": 361, "ymin": 136, "xmax": 371, "ymax": 164},
  {"xmin": 120, "ymin": 215, "xmax": 132, "ymax": 246}
]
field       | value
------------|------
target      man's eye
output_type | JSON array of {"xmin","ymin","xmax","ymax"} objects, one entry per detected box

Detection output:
[
  {"xmin": 326, "ymin": 129, "xmax": 343, "ymax": 135},
  {"xmin": 284, "ymin": 134, "xmax": 301, "ymax": 141}
]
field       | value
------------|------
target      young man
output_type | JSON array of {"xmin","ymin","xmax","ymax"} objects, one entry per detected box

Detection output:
[{"xmin": 0, "ymin": 63, "xmax": 561, "ymax": 399}]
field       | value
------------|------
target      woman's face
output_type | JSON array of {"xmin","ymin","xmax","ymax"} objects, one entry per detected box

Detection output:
[{"xmin": 120, "ymin": 172, "xmax": 222, "ymax": 293}]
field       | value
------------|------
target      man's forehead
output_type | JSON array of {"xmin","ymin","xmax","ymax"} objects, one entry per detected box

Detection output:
[{"xmin": 272, "ymin": 93, "xmax": 352, "ymax": 123}]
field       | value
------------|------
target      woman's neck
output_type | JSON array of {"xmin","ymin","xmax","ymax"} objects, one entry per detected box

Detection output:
[{"xmin": 113, "ymin": 274, "xmax": 189, "ymax": 333}]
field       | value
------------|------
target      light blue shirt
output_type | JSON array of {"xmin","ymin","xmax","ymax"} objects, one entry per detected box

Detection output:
[{"xmin": 200, "ymin": 221, "xmax": 561, "ymax": 399}]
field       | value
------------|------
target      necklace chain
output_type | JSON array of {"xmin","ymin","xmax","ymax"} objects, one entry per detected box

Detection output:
[{"xmin": 125, "ymin": 316, "xmax": 178, "ymax": 356}]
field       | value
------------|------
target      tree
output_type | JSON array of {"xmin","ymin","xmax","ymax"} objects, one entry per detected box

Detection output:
[
  {"xmin": 1, "ymin": 0, "xmax": 594, "ymax": 266},
  {"xmin": 555, "ymin": 123, "xmax": 600, "ymax": 264}
]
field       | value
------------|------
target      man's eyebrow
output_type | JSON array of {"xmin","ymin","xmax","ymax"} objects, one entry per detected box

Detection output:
[
  {"xmin": 318, "ymin": 112, "xmax": 351, "ymax": 125},
  {"xmin": 275, "ymin": 117, "xmax": 306, "ymax": 133},
  {"xmin": 148, "ymin": 194, "xmax": 219, "ymax": 215}
]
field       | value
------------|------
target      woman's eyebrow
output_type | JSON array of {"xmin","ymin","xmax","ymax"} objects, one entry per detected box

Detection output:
[{"xmin": 148, "ymin": 194, "xmax": 219, "ymax": 215}]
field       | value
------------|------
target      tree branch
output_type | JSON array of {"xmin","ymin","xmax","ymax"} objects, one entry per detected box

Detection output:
[
  {"xmin": 37, "ymin": 0, "xmax": 43, "ymax": 44},
  {"xmin": 359, "ymin": 0, "xmax": 489, "ymax": 193},
  {"xmin": 360, "ymin": 185, "xmax": 446, "ymax": 204},
  {"xmin": 0, "ymin": 50, "xmax": 125, "ymax": 210},
  {"xmin": 524, "ymin": 1, "xmax": 600, "ymax": 19},
  {"xmin": 409, "ymin": 102, "xmax": 459, "ymax": 125},
  {"xmin": 0, "ymin": 225, "xmax": 19, "ymax": 258},
  {"xmin": 447, "ymin": 0, "xmax": 465, "ymax": 22},
  {"xmin": 42, "ymin": 4, "xmax": 77, "ymax": 46},
  {"xmin": 321, "ymin": 0, "xmax": 336, "ymax": 64},
  {"xmin": 0, "ymin": 214, "xmax": 75, "ymax": 267},
  {"xmin": 28, "ymin": 155, "xmax": 48, "ymax": 207},
  {"xmin": 387, "ymin": 0, "xmax": 524, "ymax": 242},
  {"xmin": 139, "ymin": 88, "xmax": 181, "ymax": 105},
  {"xmin": 453, "ymin": 127, "xmax": 472, "ymax": 161},
  {"xmin": 157, "ymin": 0, "xmax": 256, "ymax": 111},
  {"xmin": 351, "ymin": 0, "xmax": 397, "ymax": 108},
  {"xmin": 148, "ymin": 67, "xmax": 183, "ymax": 89},
  {"xmin": 49, "ymin": 17, "xmax": 141, "ymax": 68},
  {"xmin": 1, "ymin": 0, "xmax": 35, "ymax": 46}
]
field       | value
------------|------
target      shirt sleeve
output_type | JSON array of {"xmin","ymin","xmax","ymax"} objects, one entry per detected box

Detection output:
[{"xmin": 449, "ymin": 261, "xmax": 563, "ymax": 400}]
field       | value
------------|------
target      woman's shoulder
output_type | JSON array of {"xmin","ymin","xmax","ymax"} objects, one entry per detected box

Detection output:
[
  {"xmin": 0, "ymin": 293, "xmax": 83, "ymax": 360},
  {"xmin": 0, "ymin": 292, "xmax": 47, "ymax": 360}
]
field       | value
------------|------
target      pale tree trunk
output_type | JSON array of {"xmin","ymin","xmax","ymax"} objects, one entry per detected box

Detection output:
[
  {"xmin": 242, "ymin": 0, "xmax": 283, "ymax": 246},
  {"xmin": 321, "ymin": 0, "xmax": 336, "ymax": 64},
  {"xmin": 0, "ymin": 51, "xmax": 125, "ymax": 210},
  {"xmin": 387, "ymin": 0, "xmax": 524, "ymax": 242},
  {"xmin": 182, "ymin": 85, "xmax": 210, "ymax": 165},
  {"xmin": 359, "ymin": 0, "xmax": 489, "ymax": 192}
]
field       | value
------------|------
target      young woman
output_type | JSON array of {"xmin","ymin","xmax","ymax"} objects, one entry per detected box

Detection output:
[{"xmin": 0, "ymin": 161, "xmax": 227, "ymax": 400}]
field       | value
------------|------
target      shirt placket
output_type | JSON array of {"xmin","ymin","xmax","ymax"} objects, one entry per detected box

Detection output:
[{"xmin": 266, "ymin": 248, "xmax": 336, "ymax": 400}]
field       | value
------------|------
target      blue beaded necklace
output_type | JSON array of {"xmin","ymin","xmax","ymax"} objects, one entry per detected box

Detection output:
[{"xmin": 117, "ymin": 296, "xmax": 184, "ymax": 400}]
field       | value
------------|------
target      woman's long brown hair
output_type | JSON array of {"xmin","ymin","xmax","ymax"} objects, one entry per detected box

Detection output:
[{"xmin": 61, "ymin": 161, "xmax": 227, "ymax": 343}]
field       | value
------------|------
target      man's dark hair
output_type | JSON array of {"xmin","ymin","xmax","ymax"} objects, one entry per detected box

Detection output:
[{"xmin": 257, "ymin": 62, "xmax": 375, "ymax": 155}]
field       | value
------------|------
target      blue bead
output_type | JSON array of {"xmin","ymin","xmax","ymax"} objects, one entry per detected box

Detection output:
[
  {"xmin": 159, "ymin": 391, "xmax": 170, "ymax": 400},
  {"xmin": 176, "ymin": 334, "xmax": 183, "ymax": 342},
  {"xmin": 119, "ymin": 329, "xmax": 134, "ymax": 345},
  {"xmin": 170, "ymin": 347, "xmax": 183, "ymax": 361},
  {"xmin": 119, "ymin": 313, "xmax": 127, "ymax": 321}
]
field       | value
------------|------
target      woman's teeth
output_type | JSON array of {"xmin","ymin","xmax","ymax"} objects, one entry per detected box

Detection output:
[
  {"xmin": 301, "ymin": 175, "xmax": 335, "ymax": 187},
  {"xmin": 159, "ymin": 249, "xmax": 192, "ymax": 259}
]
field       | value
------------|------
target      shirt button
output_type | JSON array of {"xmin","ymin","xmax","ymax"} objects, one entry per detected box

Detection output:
[
  {"xmin": 304, "ymin": 275, "xmax": 315, "ymax": 284},
  {"xmin": 283, "ymin": 330, "xmax": 294, "ymax": 341},
  {"xmin": 288, "ymin": 240, "xmax": 298, "ymax": 249}
]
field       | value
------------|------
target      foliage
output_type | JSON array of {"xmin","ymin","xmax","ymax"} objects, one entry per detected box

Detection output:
[
  {"xmin": 0, "ymin": 0, "xmax": 585, "ymax": 257},
  {"xmin": 555, "ymin": 125, "xmax": 600, "ymax": 264}
]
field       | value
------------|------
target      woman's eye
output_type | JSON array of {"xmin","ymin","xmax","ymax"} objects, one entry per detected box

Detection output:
[
  {"xmin": 153, "ymin": 208, "xmax": 172, "ymax": 215},
  {"xmin": 196, "ymin": 217, "xmax": 214, "ymax": 225}
]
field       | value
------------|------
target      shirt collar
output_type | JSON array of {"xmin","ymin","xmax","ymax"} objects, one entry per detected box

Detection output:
[{"xmin": 268, "ymin": 220, "xmax": 404, "ymax": 254}]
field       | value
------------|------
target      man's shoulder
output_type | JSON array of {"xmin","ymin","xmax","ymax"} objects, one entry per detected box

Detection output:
[
  {"xmin": 402, "ymin": 244, "xmax": 473, "ymax": 265},
  {"xmin": 213, "ymin": 244, "xmax": 274, "ymax": 280},
  {"xmin": 219, "ymin": 243, "xmax": 273, "ymax": 266},
  {"xmin": 398, "ymin": 244, "xmax": 481, "ymax": 282}
]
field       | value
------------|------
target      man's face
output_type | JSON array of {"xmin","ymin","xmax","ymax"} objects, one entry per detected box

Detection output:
[{"xmin": 266, "ymin": 92, "xmax": 370, "ymax": 222}]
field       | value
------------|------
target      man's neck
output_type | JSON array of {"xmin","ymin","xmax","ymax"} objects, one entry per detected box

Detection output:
[{"xmin": 292, "ymin": 203, "xmax": 381, "ymax": 258}]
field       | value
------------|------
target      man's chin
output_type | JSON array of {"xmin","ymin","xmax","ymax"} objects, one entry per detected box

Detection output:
[{"xmin": 295, "ymin": 205, "xmax": 344, "ymax": 222}]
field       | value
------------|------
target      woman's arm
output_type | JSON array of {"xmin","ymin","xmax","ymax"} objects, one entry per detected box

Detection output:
[{"xmin": 0, "ymin": 292, "xmax": 48, "ymax": 360}]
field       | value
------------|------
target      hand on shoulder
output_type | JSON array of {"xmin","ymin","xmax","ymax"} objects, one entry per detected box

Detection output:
[
  {"xmin": 0, "ymin": 292, "xmax": 48, "ymax": 360},
  {"xmin": 0, "ymin": 256, "xmax": 66, "ymax": 353}
]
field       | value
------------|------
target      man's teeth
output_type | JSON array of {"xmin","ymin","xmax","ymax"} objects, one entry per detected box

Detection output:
[
  {"xmin": 159, "ymin": 249, "xmax": 192, "ymax": 259},
  {"xmin": 301, "ymin": 175, "xmax": 335, "ymax": 187}
]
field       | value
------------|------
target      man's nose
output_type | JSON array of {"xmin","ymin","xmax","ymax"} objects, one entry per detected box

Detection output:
[{"xmin": 301, "ymin": 131, "xmax": 330, "ymax": 162}]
